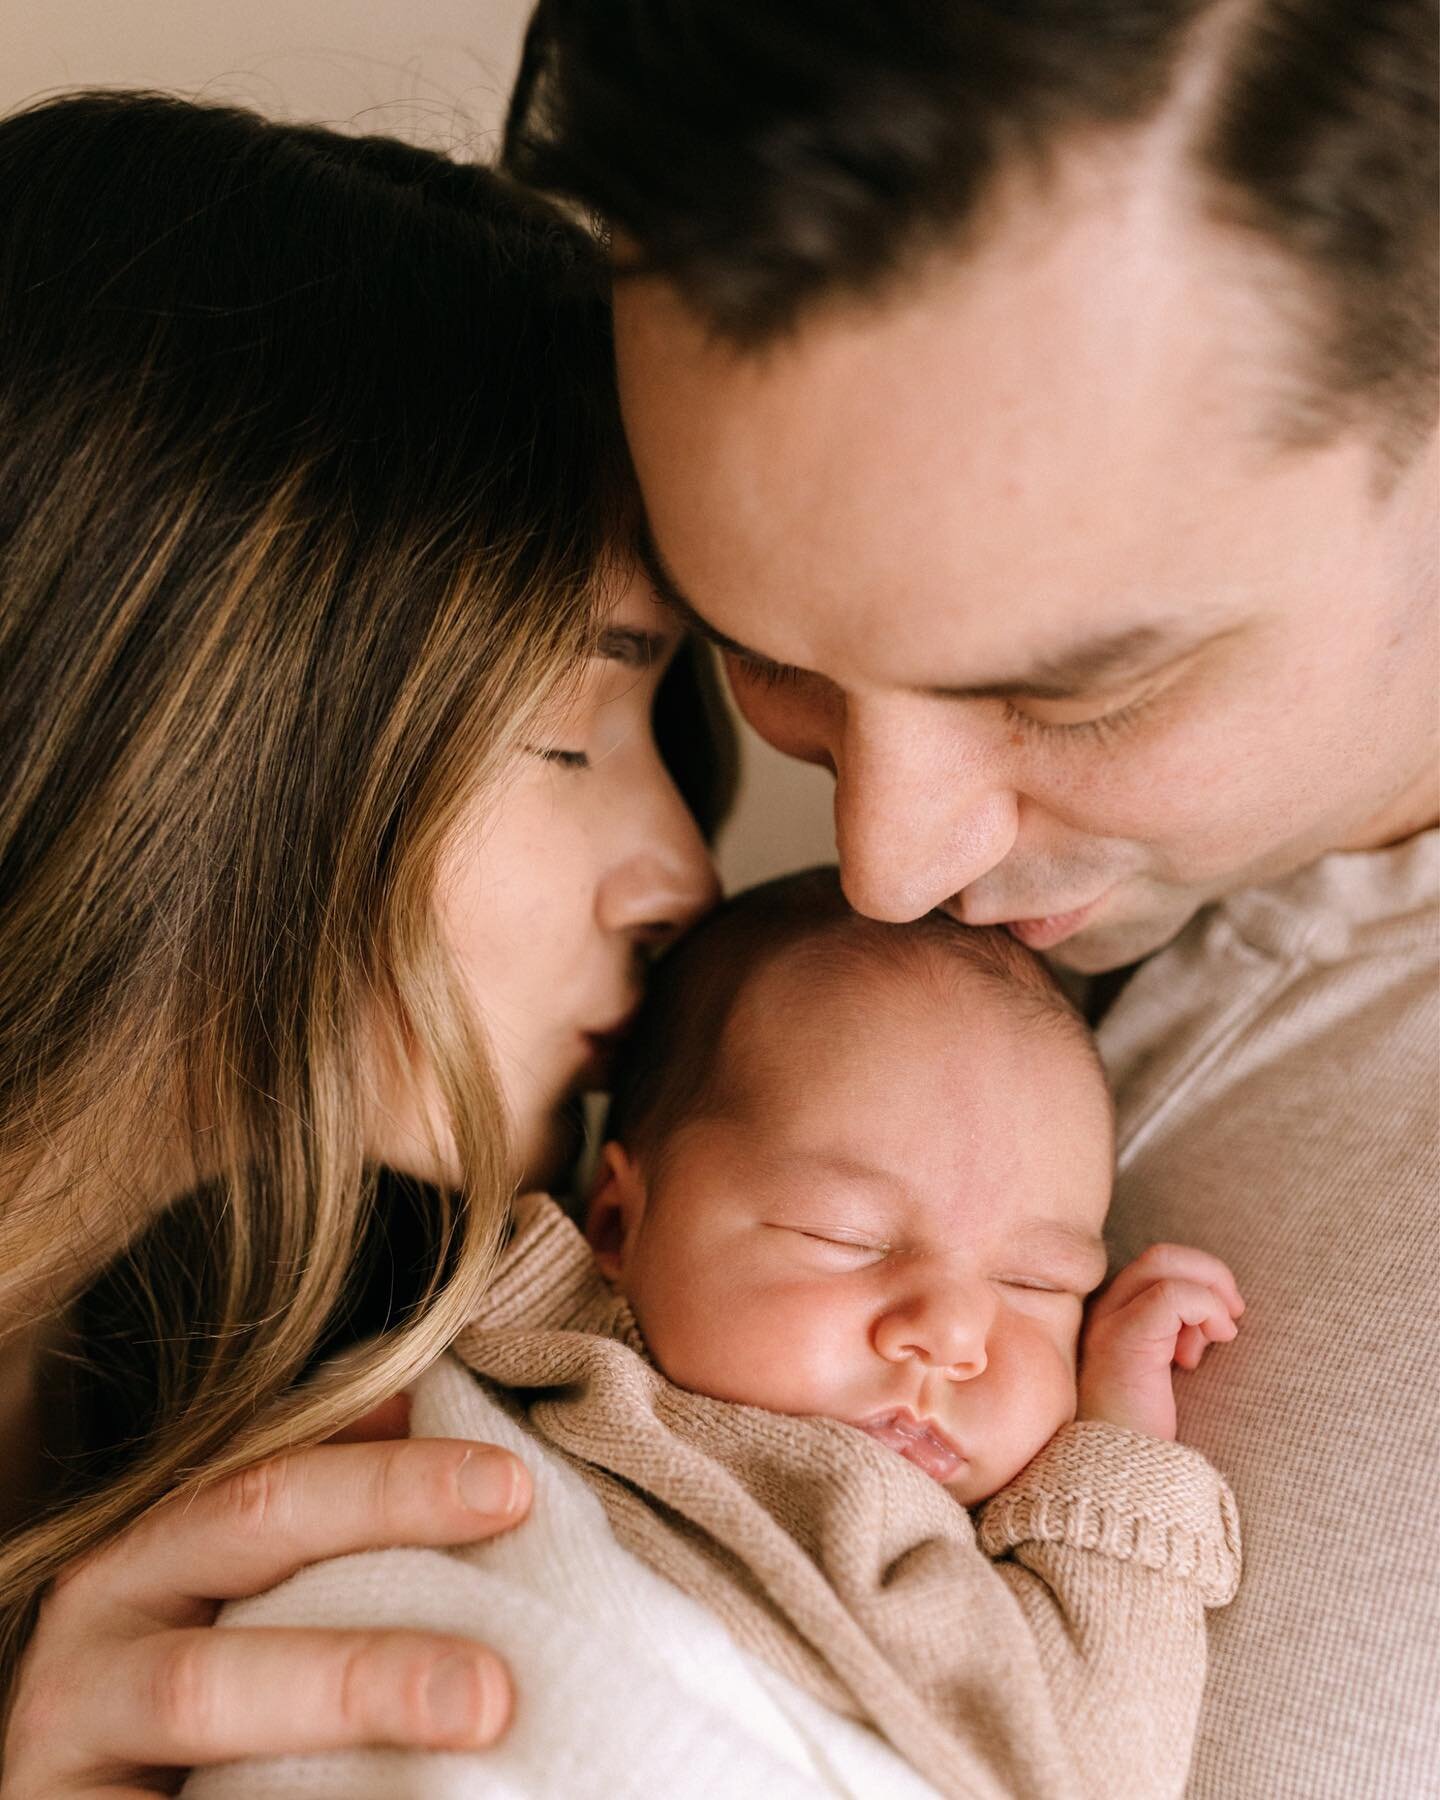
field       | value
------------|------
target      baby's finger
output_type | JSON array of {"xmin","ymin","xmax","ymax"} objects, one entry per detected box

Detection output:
[
  {"xmin": 1090, "ymin": 1244, "xmax": 1244, "ymax": 1323},
  {"xmin": 1089, "ymin": 1277, "xmax": 1239, "ymax": 1361},
  {"xmin": 88, "ymin": 1625, "xmax": 512, "ymax": 1768},
  {"xmin": 1173, "ymin": 1322, "xmax": 1207, "ymax": 1369}
]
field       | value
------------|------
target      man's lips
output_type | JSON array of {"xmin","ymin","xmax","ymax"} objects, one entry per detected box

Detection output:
[
  {"xmin": 852, "ymin": 1409, "xmax": 965, "ymax": 1484},
  {"xmin": 966, "ymin": 890, "xmax": 1111, "ymax": 951}
]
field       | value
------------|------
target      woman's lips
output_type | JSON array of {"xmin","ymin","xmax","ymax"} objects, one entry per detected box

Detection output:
[
  {"xmin": 853, "ymin": 1410, "xmax": 965, "ymax": 1484},
  {"xmin": 577, "ymin": 1007, "xmax": 641, "ymax": 1089}
]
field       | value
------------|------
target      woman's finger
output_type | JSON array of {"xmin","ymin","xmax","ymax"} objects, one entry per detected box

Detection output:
[
  {"xmin": 35, "ymin": 1626, "xmax": 512, "ymax": 1775},
  {"xmin": 74, "ymin": 1439, "xmax": 530, "ymax": 1624}
]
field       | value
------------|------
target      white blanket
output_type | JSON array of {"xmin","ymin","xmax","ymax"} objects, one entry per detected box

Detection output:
[{"xmin": 184, "ymin": 1355, "xmax": 940, "ymax": 1799}]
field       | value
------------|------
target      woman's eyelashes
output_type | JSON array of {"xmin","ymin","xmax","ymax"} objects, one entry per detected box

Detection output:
[{"xmin": 528, "ymin": 745, "xmax": 591, "ymax": 770}]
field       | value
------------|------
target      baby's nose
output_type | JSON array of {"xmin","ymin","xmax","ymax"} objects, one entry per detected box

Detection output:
[{"xmin": 872, "ymin": 1282, "xmax": 992, "ymax": 1377}]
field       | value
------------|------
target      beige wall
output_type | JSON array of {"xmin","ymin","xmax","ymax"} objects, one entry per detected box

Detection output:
[{"xmin": 0, "ymin": 0, "xmax": 837, "ymax": 893}]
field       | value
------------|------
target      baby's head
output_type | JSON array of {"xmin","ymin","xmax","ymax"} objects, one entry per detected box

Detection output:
[{"xmin": 589, "ymin": 868, "xmax": 1115, "ymax": 1503}]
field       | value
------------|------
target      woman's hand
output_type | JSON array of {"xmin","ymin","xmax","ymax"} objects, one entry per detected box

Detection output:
[
  {"xmin": 1077, "ymin": 1242, "xmax": 1244, "ymax": 1441},
  {"xmin": 2, "ymin": 1436, "xmax": 531, "ymax": 1798}
]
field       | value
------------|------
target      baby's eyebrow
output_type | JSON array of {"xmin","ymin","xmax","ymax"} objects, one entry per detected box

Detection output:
[
  {"xmin": 1008, "ymin": 1221, "xmax": 1110, "ymax": 1285},
  {"xmin": 778, "ymin": 1151, "xmax": 909, "ymax": 1194}
]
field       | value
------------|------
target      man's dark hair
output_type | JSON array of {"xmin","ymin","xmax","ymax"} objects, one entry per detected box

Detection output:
[
  {"xmin": 506, "ymin": 0, "xmax": 1437, "ymax": 456},
  {"xmin": 606, "ymin": 865, "xmax": 1101, "ymax": 1160}
]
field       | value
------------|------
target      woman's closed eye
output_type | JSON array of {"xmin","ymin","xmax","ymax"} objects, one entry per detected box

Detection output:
[{"xmin": 527, "ymin": 745, "xmax": 591, "ymax": 770}]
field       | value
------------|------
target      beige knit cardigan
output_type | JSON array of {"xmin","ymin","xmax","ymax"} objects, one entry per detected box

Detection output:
[{"xmin": 452, "ymin": 1193, "xmax": 1241, "ymax": 1800}]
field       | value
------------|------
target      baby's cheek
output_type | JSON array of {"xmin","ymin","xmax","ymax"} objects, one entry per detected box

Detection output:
[
  {"xmin": 641, "ymin": 1278, "xmax": 848, "ymax": 1415},
  {"xmin": 998, "ymin": 1327, "xmax": 1081, "ymax": 1457}
]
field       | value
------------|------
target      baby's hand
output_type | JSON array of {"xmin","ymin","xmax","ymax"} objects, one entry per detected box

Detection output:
[{"xmin": 1076, "ymin": 1244, "xmax": 1244, "ymax": 1441}]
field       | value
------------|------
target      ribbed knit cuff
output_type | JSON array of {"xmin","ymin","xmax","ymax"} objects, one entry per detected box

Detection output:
[{"xmin": 976, "ymin": 1422, "xmax": 1241, "ymax": 1605}]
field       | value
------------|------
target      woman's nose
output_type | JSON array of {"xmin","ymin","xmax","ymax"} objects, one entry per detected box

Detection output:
[
  {"xmin": 872, "ymin": 1280, "xmax": 994, "ymax": 1378},
  {"xmin": 595, "ymin": 787, "xmax": 721, "ymax": 948}
]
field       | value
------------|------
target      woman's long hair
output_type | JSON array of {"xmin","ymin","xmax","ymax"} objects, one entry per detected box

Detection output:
[{"xmin": 0, "ymin": 91, "xmax": 681, "ymax": 1680}]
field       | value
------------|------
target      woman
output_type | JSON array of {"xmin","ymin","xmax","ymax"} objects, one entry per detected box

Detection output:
[{"xmin": 0, "ymin": 91, "xmax": 722, "ymax": 1793}]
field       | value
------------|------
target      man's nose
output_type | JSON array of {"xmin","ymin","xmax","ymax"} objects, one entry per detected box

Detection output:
[
  {"xmin": 833, "ymin": 696, "xmax": 1018, "ymax": 923},
  {"xmin": 872, "ymin": 1277, "xmax": 994, "ymax": 1378},
  {"xmin": 595, "ymin": 781, "xmax": 721, "ymax": 949}
]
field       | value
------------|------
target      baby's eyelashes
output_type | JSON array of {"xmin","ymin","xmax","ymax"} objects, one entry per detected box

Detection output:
[{"xmin": 779, "ymin": 1225, "xmax": 891, "ymax": 1259}]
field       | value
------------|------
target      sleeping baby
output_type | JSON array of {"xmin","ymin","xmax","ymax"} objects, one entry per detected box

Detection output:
[
  {"xmin": 189, "ymin": 867, "xmax": 1242, "ymax": 1800},
  {"xmin": 454, "ymin": 866, "xmax": 1243, "ymax": 1798}
]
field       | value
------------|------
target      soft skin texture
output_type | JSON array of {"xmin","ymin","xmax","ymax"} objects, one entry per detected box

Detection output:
[
  {"xmin": 591, "ymin": 953, "xmax": 1239, "ymax": 1504},
  {"xmin": 368, "ymin": 579, "xmax": 718, "ymax": 1187},
  {"xmin": 613, "ymin": 139, "xmax": 1439, "ymax": 971}
]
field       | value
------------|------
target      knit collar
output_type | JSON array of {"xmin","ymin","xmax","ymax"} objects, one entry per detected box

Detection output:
[{"xmin": 474, "ymin": 1191, "xmax": 649, "ymax": 1357}]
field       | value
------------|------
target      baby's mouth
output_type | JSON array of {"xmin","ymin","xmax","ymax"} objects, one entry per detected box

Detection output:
[{"xmin": 853, "ymin": 1410, "xmax": 965, "ymax": 1483}]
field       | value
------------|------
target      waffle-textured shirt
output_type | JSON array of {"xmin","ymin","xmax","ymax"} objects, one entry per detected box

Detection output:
[{"xmin": 1098, "ymin": 828, "xmax": 1439, "ymax": 1799}]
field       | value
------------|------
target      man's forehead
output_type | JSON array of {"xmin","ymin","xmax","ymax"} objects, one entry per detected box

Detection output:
[
  {"xmin": 640, "ymin": 517, "xmax": 1237, "ymax": 699},
  {"xmin": 612, "ymin": 143, "xmax": 1309, "ymax": 682}
]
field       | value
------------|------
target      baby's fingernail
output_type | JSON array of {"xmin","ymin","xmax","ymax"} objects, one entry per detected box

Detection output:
[{"xmin": 458, "ymin": 1448, "xmax": 524, "ymax": 1517}]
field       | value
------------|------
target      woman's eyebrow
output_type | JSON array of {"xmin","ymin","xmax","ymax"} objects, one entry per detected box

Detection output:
[{"xmin": 595, "ymin": 625, "xmax": 671, "ymax": 667}]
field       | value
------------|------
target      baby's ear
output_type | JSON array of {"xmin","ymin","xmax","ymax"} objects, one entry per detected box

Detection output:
[{"xmin": 586, "ymin": 1141, "xmax": 647, "ymax": 1282}]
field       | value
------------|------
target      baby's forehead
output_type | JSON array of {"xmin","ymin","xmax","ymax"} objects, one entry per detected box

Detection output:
[
  {"xmin": 719, "ymin": 930, "xmax": 1070, "ymax": 1071},
  {"xmin": 704, "ymin": 939, "xmax": 1113, "ymax": 1214}
]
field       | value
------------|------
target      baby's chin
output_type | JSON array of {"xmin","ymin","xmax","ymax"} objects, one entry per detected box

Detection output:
[{"xmin": 943, "ymin": 1463, "xmax": 1019, "ymax": 1507}]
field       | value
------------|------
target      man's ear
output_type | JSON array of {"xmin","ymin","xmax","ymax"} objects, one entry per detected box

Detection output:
[{"xmin": 586, "ymin": 1140, "xmax": 647, "ymax": 1282}]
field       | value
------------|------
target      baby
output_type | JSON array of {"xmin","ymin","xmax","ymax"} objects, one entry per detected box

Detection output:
[{"xmin": 451, "ymin": 867, "xmax": 1243, "ymax": 1800}]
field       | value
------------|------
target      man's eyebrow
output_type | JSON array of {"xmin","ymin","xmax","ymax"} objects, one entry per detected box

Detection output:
[
  {"xmin": 638, "ymin": 519, "xmax": 1229, "ymax": 700},
  {"xmin": 637, "ymin": 525, "xmax": 763, "ymax": 663},
  {"xmin": 928, "ymin": 623, "xmax": 1226, "ymax": 703}
]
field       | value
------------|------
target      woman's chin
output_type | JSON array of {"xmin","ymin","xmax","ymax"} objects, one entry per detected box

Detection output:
[{"xmin": 515, "ymin": 1093, "xmax": 588, "ymax": 1194}]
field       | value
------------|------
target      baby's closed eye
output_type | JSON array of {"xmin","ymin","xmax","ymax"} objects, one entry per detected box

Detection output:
[{"xmin": 771, "ymin": 1223, "xmax": 891, "ymax": 1260}]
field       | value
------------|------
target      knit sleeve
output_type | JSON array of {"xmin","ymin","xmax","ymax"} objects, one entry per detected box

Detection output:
[{"xmin": 971, "ymin": 1421, "xmax": 1241, "ymax": 1800}]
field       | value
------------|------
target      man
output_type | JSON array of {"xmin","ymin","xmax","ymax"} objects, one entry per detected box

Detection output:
[{"xmin": 505, "ymin": 4, "xmax": 1439, "ymax": 1796}]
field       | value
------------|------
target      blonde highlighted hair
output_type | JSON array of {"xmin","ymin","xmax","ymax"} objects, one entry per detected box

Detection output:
[{"xmin": 0, "ymin": 92, "xmax": 642, "ymax": 1682}]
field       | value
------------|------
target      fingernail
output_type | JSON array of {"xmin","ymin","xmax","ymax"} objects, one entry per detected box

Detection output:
[
  {"xmin": 425, "ymin": 1654, "xmax": 483, "ymax": 1740},
  {"xmin": 458, "ymin": 1448, "xmax": 523, "ymax": 1517}
]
